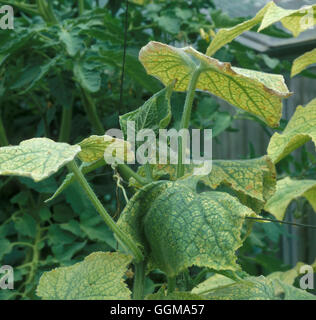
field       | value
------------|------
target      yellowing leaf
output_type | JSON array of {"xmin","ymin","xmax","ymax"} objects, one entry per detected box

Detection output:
[
  {"xmin": 259, "ymin": 4, "xmax": 316, "ymax": 37},
  {"xmin": 200, "ymin": 156, "xmax": 276, "ymax": 203},
  {"xmin": 0, "ymin": 138, "xmax": 80, "ymax": 182},
  {"xmin": 206, "ymin": 2, "xmax": 274, "ymax": 57},
  {"xmin": 36, "ymin": 252, "xmax": 132, "ymax": 300},
  {"xmin": 291, "ymin": 48, "xmax": 316, "ymax": 77},
  {"xmin": 78, "ymin": 135, "xmax": 135, "ymax": 163},
  {"xmin": 192, "ymin": 274, "xmax": 235, "ymax": 296},
  {"xmin": 267, "ymin": 98, "xmax": 316, "ymax": 163},
  {"xmin": 206, "ymin": 276, "xmax": 277, "ymax": 300},
  {"xmin": 139, "ymin": 41, "xmax": 291, "ymax": 127},
  {"xmin": 264, "ymin": 177, "xmax": 316, "ymax": 220}
]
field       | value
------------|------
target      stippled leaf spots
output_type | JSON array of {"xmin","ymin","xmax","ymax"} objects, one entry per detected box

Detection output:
[
  {"xmin": 264, "ymin": 177, "xmax": 316, "ymax": 220},
  {"xmin": 0, "ymin": 138, "xmax": 80, "ymax": 182},
  {"xmin": 139, "ymin": 41, "xmax": 291, "ymax": 127},
  {"xmin": 267, "ymin": 98, "xmax": 316, "ymax": 163},
  {"xmin": 119, "ymin": 82, "xmax": 174, "ymax": 139},
  {"xmin": 36, "ymin": 252, "xmax": 132, "ymax": 300},
  {"xmin": 78, "ymin": 135, "xmax": 134, "ymax": 163}
]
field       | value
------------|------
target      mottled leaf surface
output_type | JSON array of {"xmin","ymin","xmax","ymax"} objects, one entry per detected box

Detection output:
[
  {"xmin": 78, "ymin": 135, "xmax": 134, "ymax": 163},
  {"xmin": 267, "ymin": 99, "xmax": 316, "ymax": 163},
  {"xmin": 264, "ymin": 177, "xmax": 316, "ymax": 220},
  {"xmin": 291, "ymin": 48, "xmax": 316, "ymax": 77},
  {"xmin": 119, "ymin": 83, "xmax": 173, "ymax": 139},
  {"xmin": 144, "ymin": 182, "xmax": 256, "ymax": 277},
  {"xmin": 140, "ymin": 41, "xmax": 291, "ymax": 127},
  {"xmin": 146, "ymin": 291, "xmax": 206, "ymax": 300},
  {"xmin": 36, "ymin": 252, "xmax": 132, "ymax": 300},
  {"xmin": 0, "ymin": 138, "xmax": 80, "ymax": 182},
  {"xmin": 192, "ymin": 274, "xmax": 235, "ymax": 295}
]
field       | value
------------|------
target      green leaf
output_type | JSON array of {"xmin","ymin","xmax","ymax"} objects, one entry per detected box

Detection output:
[
  {"xmin": 291, "ymin": 48, "xmax": 316, "ymax": 77},
  {"xmin": 139, "ymin": 41, "xmax": 291, "ymax": 127},
  {"xmin": 0, "ymin": 138, "xmax": 81, "ymax": 182},
  {"xmin": 267, "ymin": 98, "xmax": 316, "ymax": 163},
  {"xmin": 78, "ymin": 135, "xmax": 134, "ymax": 163},
  {"xmin": 11, "ymin": 58, "xmax": 57, "ymax": 94},
  {"xmin": 119, "ymin": 82, "xmax": 174, "ymax": 139},
  {"xmin": 258, "ymin": 4, "xmax": 316, "ymax": 37},
  {"xmin": 74, "ymin": 62, "xmax": 101, "ymax": 93},
  {"xmin": 58, "ymin": 29, "xmax": 82, "ymax": 57},
  {"xmin": 264, "ymin": 177, "xmax": 316, "ymax": 220},
  {"xmin": 206, "ymin": 2, "xmax": 274, "ymax": 57},
  {"xmin": 146, "ymin": 291, "xmax": 206, "ymax": 300},
  {"xmin": 14, "ymin": 214, "xmax": 37, "ymax": 238},
  {"xmin": 0, "ymin": 239, "xmax": 12, "ymax": 260},
  {"xmin": 36, "ymin": 252, "xmax": 132, "ymax": 300}
]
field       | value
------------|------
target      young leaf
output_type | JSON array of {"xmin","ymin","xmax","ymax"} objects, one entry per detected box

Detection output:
[
  {"xmin": 206, "ymin": 2, "xmax": 274, "ymax": 57},
  {"xmin": 143, "ymin": 181, "xmax": 256, "ymax": 277},
  {"xmin": 139, "ymin": 41, "xmax": 291, "ymax": 127},
  {"xmin": 267, "ymin": 98, "xmax": 316, "ymax": 163},
  {"xmin": 119, "ymin": 82, "xmax": 174, "ymax": 139},
  {"xmin": 264, "ymin": 177, "xmax": 316, "ymax": 220},
  {"xmin": 291, "ymin": 48, "xmax": 316, "ymax": 77},
  {"xmin": 0, "ymin": 138, "xmax": 80, "ymax": 182},
  {"xmin": 78, "ymin": 135, "xmax": 135, "ymax": 163},
  {"xmin": 258, "ymin": 4, "xmax": 316, "ymax": 37},
  {"xmin": 36, "ymin": 252, "xmax": 132, "ymax": 300},
  {"xmin": 58, "ymin": 29, "xmax": 82, "ymax": 57}
]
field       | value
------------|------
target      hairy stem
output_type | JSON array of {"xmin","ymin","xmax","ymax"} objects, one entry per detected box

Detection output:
[
  {"xmin": 68, "ymin": 160, "xmax": 143, "ymax": 262},
  {"xmin": 80, "ymin": 87, "xmax": 105, "ymax": 135},
  {"xmin": 167, "ymin": 276, "xmax": 176, "ymax": 294},
  {"xmin": 176, "ymin": 67, "xmax": 203, "ymax": 178},
  {"xmin": 58, "ymin": 105, "xmax": 73, "ymax": 142},
  {"xmin": 133, "ymin": 261, "xmax": 146, "ymax": 300},
  {"xmin": 117, "ymin": 164, "xmax": 149, "ymax": 186}
]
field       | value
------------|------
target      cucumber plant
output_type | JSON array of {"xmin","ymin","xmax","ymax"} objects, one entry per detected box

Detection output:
[{"xmin": 0, "ymin": 1, "xmax": 316, "ymax": 300}]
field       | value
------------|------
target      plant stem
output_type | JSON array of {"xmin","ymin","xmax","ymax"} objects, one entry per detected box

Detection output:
[
  {"xmin": 79, "ymin": 0, "xmax": 84, "ymax": 15},
  {"xmin": 133, "ymin": 261, "xmax": 146, "ymax": 300},
  {"xmin": 167, "ymin": 276, "xmax": 176, "ymax": 294},
  {"xmin": 0, "ymin": 114, "xmax": 8, "ymax": 146},
  {"xmin": 67, "ymin": 160, "xmax": 143, "ymax": 262},
  {"xmin": 58, "ymin": 105, "xmax": 73, "ymax": 142},
  {"xmin": 176, "ymin": 67, "xmax": 202, "ymax": 178},
  {"xmin": 117, "ymin": 164, "xmax": 149, "ymax": 186},
  {"xmin": 80, "ymin": 87, "xmax": 105, "ymax": 135}
]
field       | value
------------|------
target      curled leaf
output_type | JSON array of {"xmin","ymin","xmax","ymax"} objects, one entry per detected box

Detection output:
[{"xmin": 140, "ymin": 41, "xmax": 291, "ymax": 127}]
